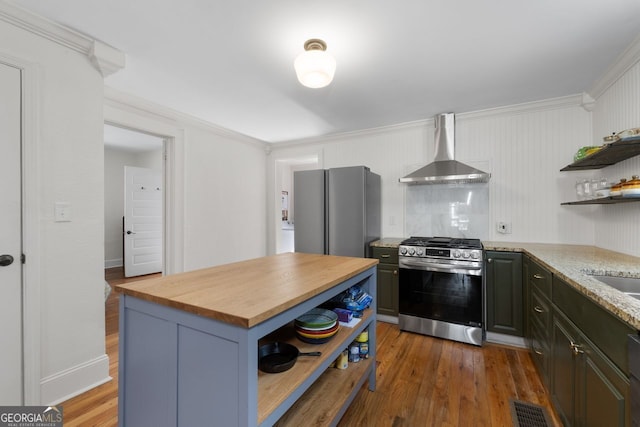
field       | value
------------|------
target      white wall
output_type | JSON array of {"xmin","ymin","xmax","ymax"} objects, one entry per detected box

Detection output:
[
  {"xmin": 104, "ymin": 89, "xmax": 268, "ymax": 273},
  {"xmin": 592, "ymin": 58, "xmax": 640, "ymax": 256},
  {"xmin": 104, "ymin": 146, "xmax": 163, "ymax": 267},
  {"xmin": 268, "ymin": 99, "xmax": 595, "ymax": 252},
  {"xmin": 182, "ymin": 126, "xmax": 267, "ymax": 270},
  {"xmin": 0, "ymin": 18, "xmax": 109, "ymax": 403}
]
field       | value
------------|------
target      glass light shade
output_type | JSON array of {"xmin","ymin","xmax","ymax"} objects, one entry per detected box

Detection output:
[{"xmin": 294, "ymin": 49, "xmax": 336, "ymax": 88}]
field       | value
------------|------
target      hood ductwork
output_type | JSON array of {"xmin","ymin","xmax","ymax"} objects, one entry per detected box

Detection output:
[{"xmin": 399, "ymin": 113, "xmax": 491, "ymax": 184}]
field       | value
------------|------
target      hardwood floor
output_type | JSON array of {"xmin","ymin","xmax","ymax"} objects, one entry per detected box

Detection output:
[
  {"xmin": 339, "ymin": 324, "xmax": 561, "ymax": 426},
  {"xmin": 61, "ymin": 268, "xmax": 560, "ymax": 426},
  {"xmin": 60, "ymin": 268, "xmax": 159, "ymax": 427}
]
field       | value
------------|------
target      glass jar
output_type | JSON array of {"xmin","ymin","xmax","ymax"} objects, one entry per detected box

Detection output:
[{"xmin": 575, "ymin": 180, "xmax": 585, "ymax": 200}]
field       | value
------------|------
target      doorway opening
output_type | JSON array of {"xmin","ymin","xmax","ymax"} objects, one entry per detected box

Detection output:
[
  {"xmin": 104, "ymin": 124, "xmax": 165, "ymax": 277},
  {"xmin": 274, "ymin": 156, "xmax": 320, "ymax": 254}
]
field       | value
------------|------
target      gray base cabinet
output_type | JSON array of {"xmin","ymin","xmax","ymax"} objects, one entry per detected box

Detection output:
[
  {"xmin": 372, "ymin": 247, "xmax": 399, "ymax": 317},
  {"xmin": 485, "ymin": 251, "xmax": 523, "ymax": 336}
]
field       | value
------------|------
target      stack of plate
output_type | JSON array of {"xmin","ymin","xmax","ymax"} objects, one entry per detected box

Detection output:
[{"xmin": 294, "ymin": 308, "xmax": 339, "ymax": 344}]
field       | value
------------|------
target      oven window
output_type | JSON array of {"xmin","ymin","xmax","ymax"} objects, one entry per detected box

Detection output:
[{"xmin": 399, "ymin": 269, "xmax": 482, "ymax": 326}]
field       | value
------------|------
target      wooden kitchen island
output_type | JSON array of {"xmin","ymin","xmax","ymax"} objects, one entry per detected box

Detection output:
[{"xmin": 116, "ymin": 252, "xmax": 378, "ymax": 427}]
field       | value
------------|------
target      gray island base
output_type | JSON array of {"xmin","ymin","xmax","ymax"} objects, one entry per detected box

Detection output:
[{"xmin": 116, "ymin": 253, "xmax": 378, "ymax": 426}]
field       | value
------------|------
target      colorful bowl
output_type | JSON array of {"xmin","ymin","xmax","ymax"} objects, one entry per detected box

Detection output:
[
  {"xmin": 294, "ymin": 308, "xmax": 338, "ymax": 329},
  {"xmin": 295, "ymin": 323, "xmax": 339, "ymax": 338}
]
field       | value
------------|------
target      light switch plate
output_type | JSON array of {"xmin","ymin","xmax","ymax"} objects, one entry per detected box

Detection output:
[{"xmin": 55, "ymin": 202, "xmax": 72, "ymax": 222}]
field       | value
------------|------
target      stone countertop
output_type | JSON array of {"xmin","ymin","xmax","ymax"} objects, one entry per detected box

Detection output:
[
  {"xmin": 370, "ymin": 238, "xmax": 404, "ymax": 248},
  {"xmin": 484, "ymin": 242, "xmax": 640, "ymax": 330}
]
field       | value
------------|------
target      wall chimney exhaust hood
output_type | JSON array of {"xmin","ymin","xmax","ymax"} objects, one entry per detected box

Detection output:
[{"xmin": 399, "ymin": 113, "xmax": 491, "ymax": 184}]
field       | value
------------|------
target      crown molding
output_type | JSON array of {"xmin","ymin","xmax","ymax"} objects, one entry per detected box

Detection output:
[
  {"xmin": 0, "ymin": 1, "xmax": 124, "ymax": 76},
  {"xmin": 589, "ymin": 32, "xmax": 640, "ymax": 100},
  {"xmin": 90, "ymin": 41, "xmax": 125, "ymax": 77},
  {"xmin": 272, "ymin": 94, "xmax": 584, "ymax": 149},
  {"xmin": 457, "ymin": 94, "xmax": 583, "ymax": 121},
  {"xmin": 580, "ymin": 92, "xmax": 596, "ymax": 112},
  {"xmin": 104, "ymin": 86, "xmax": 268, "ymax": 150},
  {"xmin": 271, "ymin": 118, "xmax": 434, "ymax": 148}
]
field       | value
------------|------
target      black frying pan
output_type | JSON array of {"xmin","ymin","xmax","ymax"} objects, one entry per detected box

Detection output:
[{"xmin": 258, "ymin": 342, "xmax": 321, "ymax": 373}]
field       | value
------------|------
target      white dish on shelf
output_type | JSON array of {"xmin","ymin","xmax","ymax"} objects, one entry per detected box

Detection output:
[{"xmin": 621, "ymin": 189, "xmax": 640, "ymax": 197}]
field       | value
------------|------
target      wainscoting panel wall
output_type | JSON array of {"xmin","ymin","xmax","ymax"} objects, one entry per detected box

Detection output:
[{"xmin": 592, "ymin": 59, "xmax": 640, "ymax": 257}]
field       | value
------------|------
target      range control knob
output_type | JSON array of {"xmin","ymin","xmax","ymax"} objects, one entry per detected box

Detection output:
[
  {"xmin": 471, "ymin": 252, "xmax": 479, "ymax": 259},
  {"xmin": 400, "ymin": 247, "xmax": 407, "ymax": 255},
  {"xmin": 409, "ymin": 248, "xmax": 415, "ymax": 256},
  {"xmin": 462, "ymin": 251, "xmax": 470, "ymax": 259},
  {"xmin": 416, "ymin": 248, "xmax": 424, "ymax": 256},
  {"xmin": 452, "ymin": 250, "xmax": 461, "ymax": 258}
]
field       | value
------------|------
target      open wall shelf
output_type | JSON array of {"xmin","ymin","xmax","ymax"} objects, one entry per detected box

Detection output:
[
  {"xmin": 560, "ymin": 135, "xmax": 640, "ymax": 171},
  {"xmin": 561, "ymin": 196, "xmax": 640, "ymax": 205}
]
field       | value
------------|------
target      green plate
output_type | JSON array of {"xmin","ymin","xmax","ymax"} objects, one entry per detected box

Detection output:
[{"xmin": 295, "ymin": 308, "xmax": 338, "ymax": 329}]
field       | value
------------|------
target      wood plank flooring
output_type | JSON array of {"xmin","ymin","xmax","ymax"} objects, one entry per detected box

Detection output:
[{"xmin": 61, "ymin": 268, "xmax": 560, "ymax": 426}]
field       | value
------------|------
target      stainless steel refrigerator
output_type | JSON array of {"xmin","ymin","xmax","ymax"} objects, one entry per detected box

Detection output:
[{"xmin": 293, "ymin": 166, "xmax": 381, "ymax": 258}]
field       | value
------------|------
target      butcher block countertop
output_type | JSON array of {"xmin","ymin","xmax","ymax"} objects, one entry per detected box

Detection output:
[{"xmin": 116, "ymin": 252, "xmax": 378, "ymax": 328}]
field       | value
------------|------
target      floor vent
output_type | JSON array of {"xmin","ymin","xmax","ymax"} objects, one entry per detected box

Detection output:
[{"xmin": 509, "ymin": 399, "xmax": 552, "ymax": 427}]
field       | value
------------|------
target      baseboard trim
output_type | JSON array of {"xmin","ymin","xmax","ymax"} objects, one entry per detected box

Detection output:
[
  {"xmin": 485, "ymin": 332, "xmax": 527, "ymax": 348},
  {"xmin": 377, "ymin": 314, "xmax": 399, "ymax": 324},
  {"xmin": 40, "ymin": 354, "xmax": 111, "ymax": 405},
  {"xmin": 105, "ymin": 258, "xmax": 123, "ymax": 269}
]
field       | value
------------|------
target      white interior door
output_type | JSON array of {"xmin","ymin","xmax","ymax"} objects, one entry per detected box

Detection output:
[
  {"xmin": 124, "ymin": 166, "xmax": 163, "ymax": 277},
  {"xmin": 0, "ymin": 62, "xmax": 23, "ymax": 404}
]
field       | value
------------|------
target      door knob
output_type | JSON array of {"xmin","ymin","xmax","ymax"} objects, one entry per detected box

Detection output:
[
  {"xmin": 0, "ymin": 254, "xmax": 14, "ymax": 267},
  {"xmin": 126, "ymin": 230, "xmax": 136, "ymax": 235}
]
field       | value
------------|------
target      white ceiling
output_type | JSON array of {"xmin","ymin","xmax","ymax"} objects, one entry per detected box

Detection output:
[{"xmin": 14, "ymin": 0, "xmax": 640, "ymax": 143}]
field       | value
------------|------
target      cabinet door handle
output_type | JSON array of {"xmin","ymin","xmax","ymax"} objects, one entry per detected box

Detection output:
[
  {"xmin": 534, "ymin": 306, "xmax": 544, "ymax": 314},
  {"xmin": 393, "ymin": 270, "xmax": 398, "ymax": 275},
  {"xmin": 570, "ymin": 341, "xmax": 584, "ymax": 355},
  {"xmin": 380, "ymin": 254, "xmax": 390, "ymax": 258},
  {"xmin": 487, "ymin": 258, "xmax": 493, "ymax": 263},
  {"xmin": 533, "ymin": 273, "xmax": 544, "ymax": 280},
  {"xmin": 533, "ymin": 348, "xmax": 544, "ymax": 356}
]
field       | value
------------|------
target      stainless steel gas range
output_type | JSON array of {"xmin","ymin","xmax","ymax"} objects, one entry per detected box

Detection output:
[{"xmin": 398, "ymin": 236, "xmax": 483, "ymax": 346}]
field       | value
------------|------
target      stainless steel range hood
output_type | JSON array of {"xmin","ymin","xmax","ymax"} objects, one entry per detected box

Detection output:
[{"xmin": 399, "ymin": 113, "xmax": 491, "ymax": 184}]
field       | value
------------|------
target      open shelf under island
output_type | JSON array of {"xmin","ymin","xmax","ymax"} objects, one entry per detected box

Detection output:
[{"xmin": 116, "ymin": 252, "xmax": 378, "ymax": 427}]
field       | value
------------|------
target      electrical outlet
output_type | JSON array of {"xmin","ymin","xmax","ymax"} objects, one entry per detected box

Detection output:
[
  {"xmin": 496, "ymin": 222, "xmax": 512, "ymax": 234},
  {"xmin": 55, "ymin": 202, "xmax": 72, "ymax": 222}
]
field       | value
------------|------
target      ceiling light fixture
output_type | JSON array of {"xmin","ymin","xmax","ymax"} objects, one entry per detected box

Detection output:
[{"xmin": 294, "ymin": 39, "xmax": 336, "ymax": 89}]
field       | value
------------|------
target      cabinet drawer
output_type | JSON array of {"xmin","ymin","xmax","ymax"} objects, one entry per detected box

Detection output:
[
  {"xmin": 528, "ymin": 259, "xmax": 551, "ymax": 299},
  {"xmin": 530, "ymin": 287, "xmax": 551, "ymax": 334},
  {"xmin": 530, "ymin": 323, "xmax": 550, "ymax": 386},
  {"xmin": 371, "ymin": 247, "xmax": 398, "ymax": 264}
]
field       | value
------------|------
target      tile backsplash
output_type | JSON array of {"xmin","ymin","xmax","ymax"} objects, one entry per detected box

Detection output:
[{"xmin": 405, "ymin": 183, "xmax": 489, "ymax": 239}]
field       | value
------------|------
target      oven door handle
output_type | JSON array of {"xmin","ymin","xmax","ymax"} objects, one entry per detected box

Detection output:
[{"xmin": 399, "ymin": 260, "xmax": 483, "ymax": 276}]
